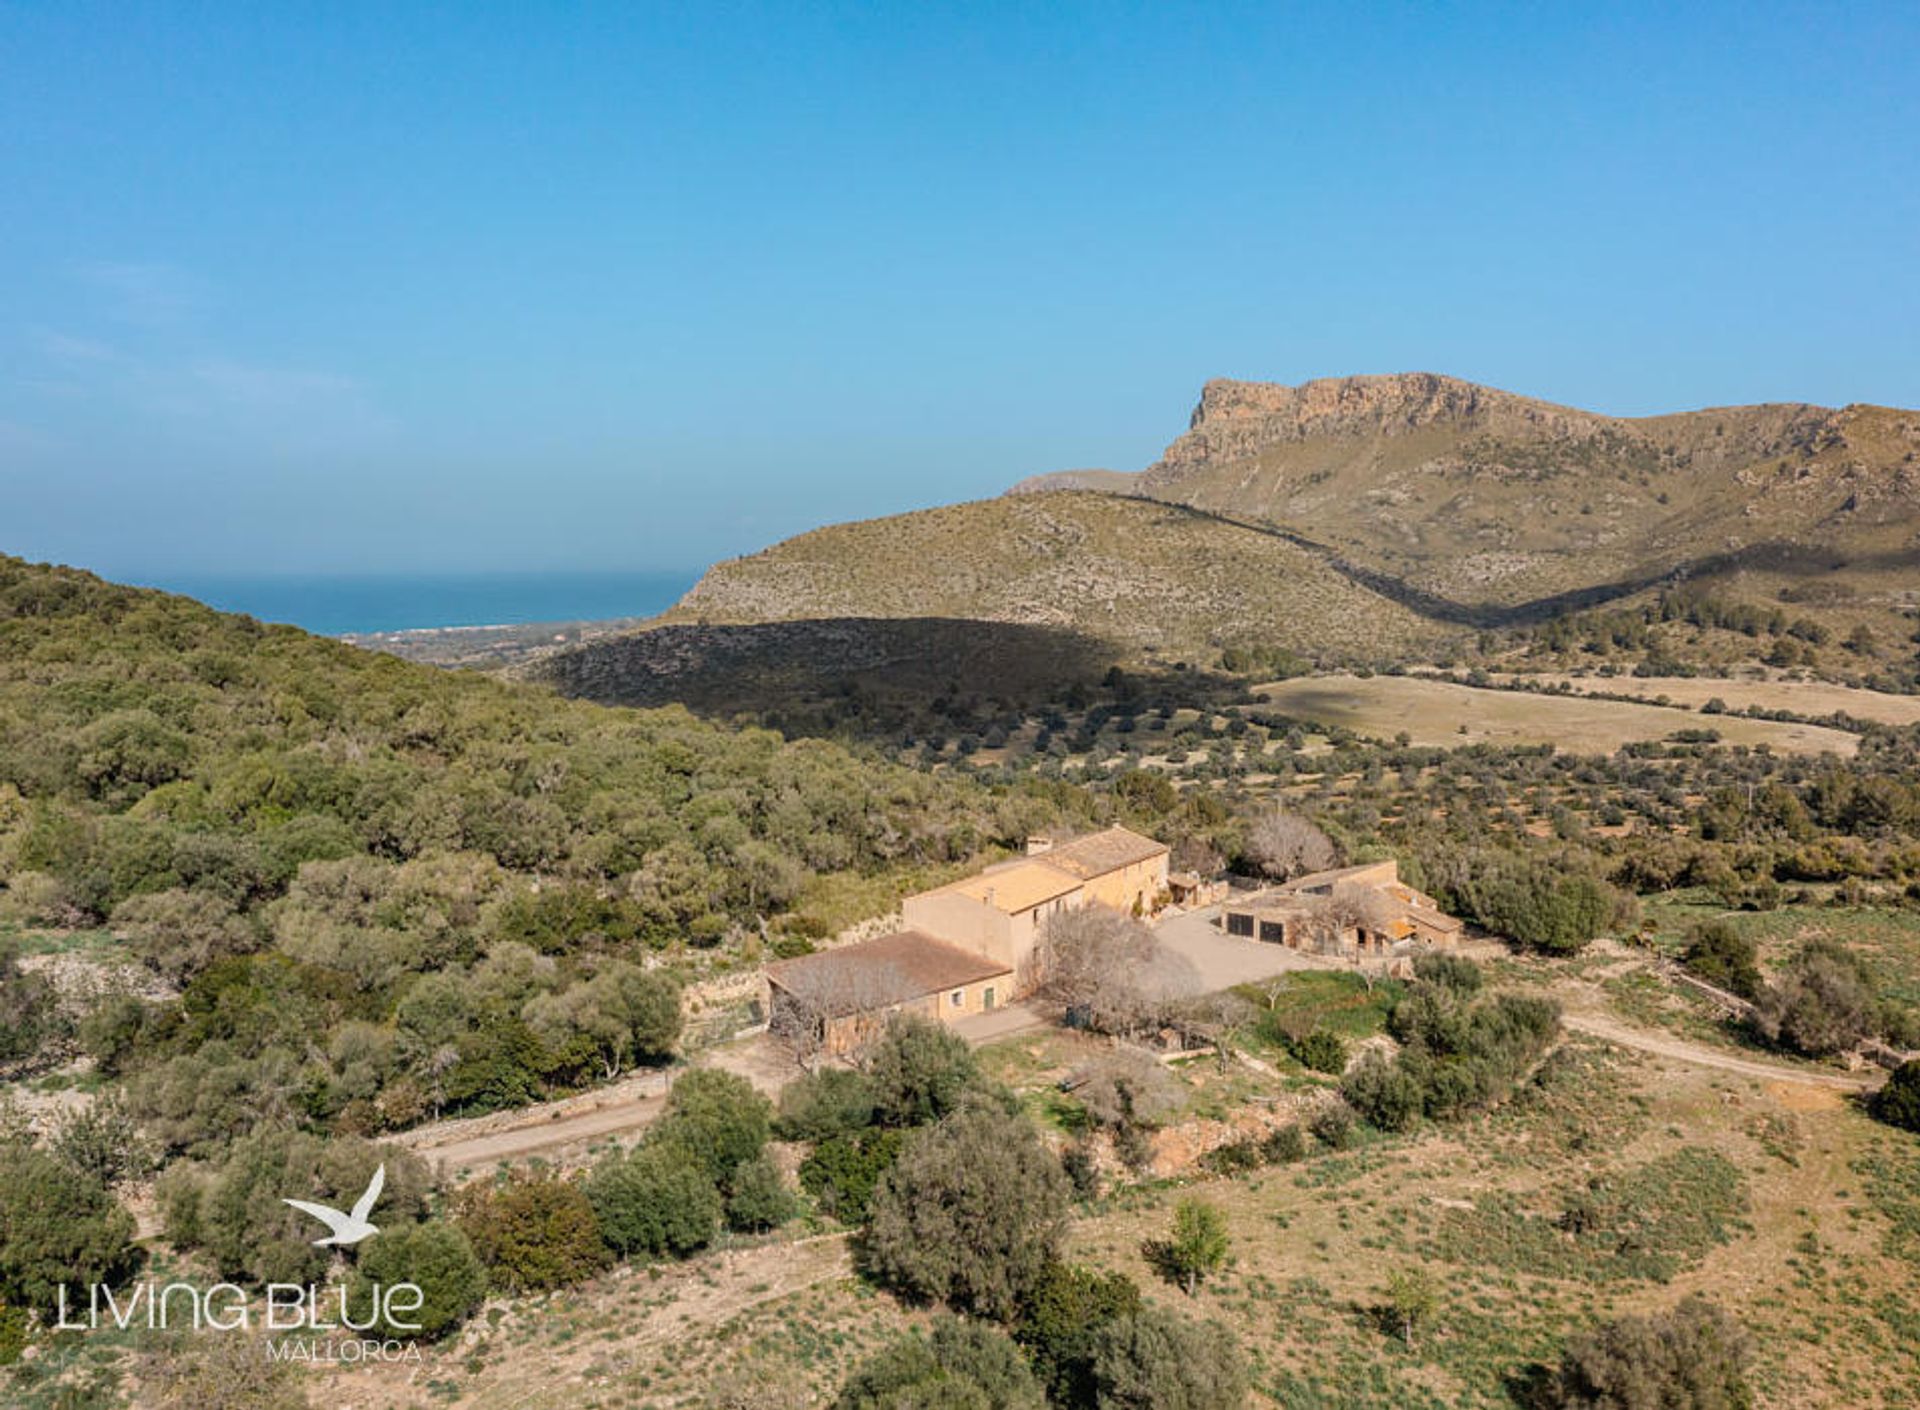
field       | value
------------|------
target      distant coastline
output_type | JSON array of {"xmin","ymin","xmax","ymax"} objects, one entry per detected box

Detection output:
[{"xmin": 130, "ymin": 569, "xmax": 699, "ymax": 636}]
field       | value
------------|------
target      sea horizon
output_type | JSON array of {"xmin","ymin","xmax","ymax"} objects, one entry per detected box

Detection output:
[{"xmin": 129, "ymin": 569, "xmax": 701, "ymax": 637}]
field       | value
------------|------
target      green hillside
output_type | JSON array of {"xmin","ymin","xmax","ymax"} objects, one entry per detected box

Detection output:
[{"xmin": 0, "ymin": 556, "xmax": 1041, "ymax": 1135}]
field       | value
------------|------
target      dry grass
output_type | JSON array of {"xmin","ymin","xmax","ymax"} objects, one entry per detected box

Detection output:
[
  {"xmin": 1494, "ymin": 673, "xmax": 1920, "ymax": 726},
  {"xmin": 659, "ymin": 492, "xmax": 1451, "ymax": 662},
  {"xmin": 1256, "ymin": 674, "xmax": 1858, "ymax": 757}
]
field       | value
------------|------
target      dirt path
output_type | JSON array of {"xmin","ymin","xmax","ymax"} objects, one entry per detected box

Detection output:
[
  {"xmin": 405, "ymin": 1006, "xmax": 1052, "ymax": 1178},
  {"xmin": 1561, "ymin": 1011, "xmax": 1877, "ymax": 1091}
]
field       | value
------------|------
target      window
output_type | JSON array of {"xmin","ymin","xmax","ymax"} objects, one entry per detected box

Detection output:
[
  {"xmin": 1225, "ymin": 912, "xmax": 1254, "ymax": 938},
  {"xmin": 1259, "ymin": 919, "xmax": 1287, "ymax": 943},
  {"xmin": 950, "ymin": 989, "xmax": 964, "ymax": 1007}
]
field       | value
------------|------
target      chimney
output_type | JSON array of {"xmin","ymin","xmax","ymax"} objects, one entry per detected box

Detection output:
[{"xmin": 1025, "ymin": 834, "xmax": 1054, "ymax": 856}]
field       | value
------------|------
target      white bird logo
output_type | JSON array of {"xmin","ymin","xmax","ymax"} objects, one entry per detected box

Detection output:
[{"xmin": 282, "ymin": 1164, "xmax": 386, "ymax": 1247}]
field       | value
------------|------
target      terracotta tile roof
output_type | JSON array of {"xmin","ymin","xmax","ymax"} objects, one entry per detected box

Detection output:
[
  {"xmin": 767, "ymin": 931, "xmax": 1012, "ymax": 1017},
  {"xmin": 922, "ymin": 858, "xmax": 1084, "ymax": 913},
  {"xmin": 1039, "ymin": 826, "xmax": 1170, "ymax": 879},
  {"xmin": 1276, "ymin": 860, "xmax": 1400, "ymax": 893}
]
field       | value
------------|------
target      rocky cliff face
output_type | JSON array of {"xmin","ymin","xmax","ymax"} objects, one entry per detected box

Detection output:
[{"xmin": 1021, "ymin": 373, "xmax": 1920, "ymax": 608}]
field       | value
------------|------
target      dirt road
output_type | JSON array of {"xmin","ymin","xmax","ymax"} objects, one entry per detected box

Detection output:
[
  {"xmin": 404, "ymin": 1003, "xmax": 1051, "ymax": 1178},
  {"xmin": 1561, "ymin": 1012, "xmax": 1878, "ymax": 1091}
]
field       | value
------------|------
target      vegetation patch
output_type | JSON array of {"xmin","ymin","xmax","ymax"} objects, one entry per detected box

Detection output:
[{"xmin": 1426, "ymin": 1147, "xmax": 1749, "ymax": 1283}]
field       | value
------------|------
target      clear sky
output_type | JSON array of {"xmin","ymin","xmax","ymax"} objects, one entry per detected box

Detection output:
[{"xmin": 3, "ymin": 2, "xmax": 1917, "ymax": 581}]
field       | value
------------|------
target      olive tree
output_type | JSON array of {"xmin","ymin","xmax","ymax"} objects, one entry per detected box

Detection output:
[{"xmin": 861, "ymin": 1101, "xmax": 1071, "ymax": 1320}]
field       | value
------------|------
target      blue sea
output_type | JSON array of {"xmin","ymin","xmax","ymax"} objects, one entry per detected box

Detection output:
[{"xmin": 138, "ymin": 570, "xmax": 700, "ymax": 636}]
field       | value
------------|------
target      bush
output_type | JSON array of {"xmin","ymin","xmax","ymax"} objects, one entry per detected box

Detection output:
[
  {"xmin": 1290, "ymin": 1029, "xmax": 1348, "ymax": 1075},
  {"xmin": 652, "ymin": 1068, "xmax": 773, "ymax": 1183},
  {"xmin": 1018, "ymin": 1262, "xmax": 1141, "ymax": 1407},
  {"xmin": 775, "ymin": 1067, "xmax": 877, "ymax": 1141},
  {"xmin": 0, "ymin": 1145, "xmax": 140, "ymax": 1315},
  {"xmin": 1146, "ymin": 1198, "xmax": 1229, "ymax": 1295},
  {"xmin": 1754, "ymin": 942, "xmax": 1875, "ymax": 1056},
  {"xmin": 725, "ymin": 1152, "xmax": 797, "ymax": 1232},
  {"xmin": 1310, "ymin": 1100, "xmax": 1357, "ymax": 1150},
  {"xmin": 801, "ymin": 1127, "xmax": 906, "ymax": 1223},
  {"xmin": 1547, "ymin": 1296, "xmax": 1750, "ymax": 1408},
  {"xmin": 161, "ymin": 1129, "xmax": 429, "ymax": 1287},
  {"xmin": 49, "ymin": 1092, "xmax": 154, "ymax": 1185},
  {"xmin": 1262, "ymin": 1124, "xmax": 1307, "ymax": 1163},
  {"xmin": 1869, "ymin": 1060, "xmax": 1920, "ymax": 1134},
  {"xmin": 862, "ymin": 1101, "xmax": 1071, "ymax": 1320},
  {"xmin": 1411, "ymin": 951, "xmax": 1483, "ymax": 996},
  {"xmin": 345, "ymin": 1220, "xmax": 486, "ymax": 1339},
  {"xmin": 835, "ymin": 1316, "xmax": 1045, "ymax": 1410},
  {"xmin": 1340, "ymin": 1050, "xmax": 1424, "ymax": 1132},
  {"xmin": 454, "ymin": 1169, "xmax": 608, "ymax": 1292},
  {"xmin": 1090, "ymin": 1308, "xmax": 1248, "ymax": 1410},
  {"xmin": 1682, "ymin": 920, "xmax": 1761, "ymax": 1000},
  {"xmin": 1462, "ymin": 860, "xmax": 1616, "ymax": 954},
  {"xmin": 864, "ymin": 1015, "xmax": 985, "ymax": 1126},
  {"xmin": 585, "ymin": 1140, "xmax": 721, "ymax": 1260}
]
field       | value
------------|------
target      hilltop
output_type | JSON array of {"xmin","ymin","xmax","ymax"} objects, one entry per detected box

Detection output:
[
  {"xmin": 653, "ymin": 490, "xmax": 1446, "ymax": 661},
  {"xmin": 1014, "ymin": 372, "xmax": 1920, "ymax": 617}
]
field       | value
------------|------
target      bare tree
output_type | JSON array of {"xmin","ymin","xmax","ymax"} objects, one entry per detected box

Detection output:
[
  {"xmin": 769, "ymin": 952, "xmax": 913, "ymax": 1069},
  {"xmin": 1246, "ymin": 808, "xmax": 1337, "ymax": 880},
  {"xmin": 1033, "ymin": 908, "xmax": 1195, "ymax": 1038},
  {"xmin": 1074, "ymin": 1047, "xmax": 1182, "ymax": 1131}
]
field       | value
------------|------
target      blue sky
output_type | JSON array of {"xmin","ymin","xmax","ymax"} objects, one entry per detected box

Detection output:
[{"xmin": 3, "ymin": 2, "xmax": 1917, "ymax": 581}]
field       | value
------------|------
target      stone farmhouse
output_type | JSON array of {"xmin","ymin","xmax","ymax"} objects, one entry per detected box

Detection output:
[
  {"xmin": 1218, "ymin": 859, "xmax": 1462, "ymax": 960},
  {"xmin": 767, "ymin": 826, "xmax": 1170, "ymax": 1054}
]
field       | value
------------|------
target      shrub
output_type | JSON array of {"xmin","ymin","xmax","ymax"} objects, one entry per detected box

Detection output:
[
  {"xmin": 1547, "ymin": 1296, "xmax": 1750, "ymax": 1408},
  {"xmin": 862, "ymin": 1102, "xmax": 1071, "ymax": 1320},
  {"xmin": 1090, "ymin": 1308, "xmax": 1248, "ymax": 1410},
  {"xmin": 1146, "ymin": 1198, "xmax": 1230, "ymax": 1295},
  {"xmin": 1754, "ymin": 942, "xmax": 1875, "ymax": 1056},
  {"xmin": 1077, "ymin": 1050, "xmax": 1182, "ymax": 1130},
  {"xmin": 724, "ymin": 1152, "xmax": 797, "ymax": 1232},
  {"xmin": 1869, "ymin": 1060, "xmax": 1920, "ymax": 1134},
  {"xmin": 454, "ymin": 1169, "xmax": 608, "ymax": 1292},
  {"xmin": 1411, "ymin": 951, "xmax": 1483, "ymax": 996},
  {"xmin": 652, "ymin": 1068, "xmax": 773, "ymax": 1182},
  {"xmin": 1341, "ymin": 1050, "xmax": 1424, "ymax": 1131},
  {"xmin": 585, "ymin": 1140, "xmax": 721, "ymax": 1260},
  {"xmin": 0, "ymin": 1145, "xmax": 140, "ymax": 1315},
  {"xmin": 1462, "ymin": 860, "xmax": 1616, "ymax": 955},
  {"xmin": 1682, "ymin": 920, "xmax": 1761, "ymax": 999},
  {"xmin": 801, "ymin": 1127, "xmax": 906, "ymax": 1223},
  {"xmin": 49, "ymin": 1092, "xmax": 154, "ymax": 1185},
  {"xmin": 835, "ymin": 1316, "xmax": 1045, "ymax": 1410},
  {"xmin": 1017, "ymin": 1262, "xmax": 1141, "ymax": 1407},
  {"xmin": 1290, "ymin": 1029, "xmax": 1348, "ymax": 1074},
  {"xmin": 345, "ymin": 1220, "xmax": 487, "ymax": 1339},
  {"xmin": 1310, "ymin": 1100, "xmax": 1357, "ymax": 1150},
  {"xmin": 775, "ymin": 1066, "xmax": 877, "ymax": 1141},
  {"xmin": 1262, "ymin": 1124, "xmax": 1307, "ymax": 1163},
  {"xmin": 864, "ymin": 1015, "xmax": 986, "ymax": 1126},
  {"xmin": 162, "ymin": 1129, "xmax": 429, "ymax": 1286}
]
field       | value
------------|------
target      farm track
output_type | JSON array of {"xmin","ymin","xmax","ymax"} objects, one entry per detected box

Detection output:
[{"xmin": 1560, "ymin": 1011, "xmax": 1877, "ymax": 1090}]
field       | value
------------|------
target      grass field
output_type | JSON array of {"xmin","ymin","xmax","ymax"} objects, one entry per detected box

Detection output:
[
  {"xmin": 1256, "ymin": 674, "xmax": 1860, "ymax": 757},
  {"xmin": 1494, "ymin": 673, "xmax": 1920, "ymax": 726}
]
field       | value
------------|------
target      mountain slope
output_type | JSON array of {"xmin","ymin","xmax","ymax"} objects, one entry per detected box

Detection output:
[
  {"xmin": 652, "ymin": 491, "xmax": 1450, "ymax": 662},
  {"xmin": 1015, "ymin": 372, "xmax": 1920, "ymax": 612}
]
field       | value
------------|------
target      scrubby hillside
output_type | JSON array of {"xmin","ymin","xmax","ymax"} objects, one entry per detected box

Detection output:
[
  {"xmin": 654, "ymin": 491, "xmax": 1450, "ymax": 663},
  {"xmin": 0, "ymin": 556, "xmax": 1040, "ymax": 1132}
]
